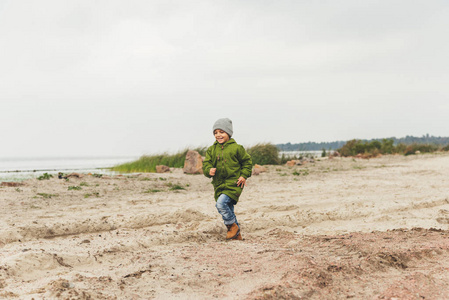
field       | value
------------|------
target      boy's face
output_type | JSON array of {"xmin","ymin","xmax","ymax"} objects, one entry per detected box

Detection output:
[{"xmin": 214, "ymin": 129, "xmax": 230, "ymax": 144}]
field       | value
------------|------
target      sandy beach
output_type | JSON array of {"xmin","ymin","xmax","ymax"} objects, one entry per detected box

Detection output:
[{"xmin": 1, "ymin": 153, "xmax": 449, "ymax": 299}]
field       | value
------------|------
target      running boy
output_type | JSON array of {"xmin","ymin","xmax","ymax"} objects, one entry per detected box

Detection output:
[{"xmin": 203, "ymin": 118, "xmax": 252, "ymax": 240}]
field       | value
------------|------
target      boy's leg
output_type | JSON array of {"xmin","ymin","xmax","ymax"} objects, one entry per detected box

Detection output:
[
  {"xmin": 216, "ymin": 194, "xmax": 240, "ymax": 239},
  {"xmin": 216, "ymin": 194, "xmax": 237, "ymax": 225},
  {"xmin": 229, "ymin": 199, "xmax": 239, "ymax": 226},
  {"xmin": 228, "ymin": 201, "xmax": 242, "ymax": 240}
]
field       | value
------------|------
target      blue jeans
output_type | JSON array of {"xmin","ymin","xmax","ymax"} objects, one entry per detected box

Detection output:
[{"xmin": 216, "ymin": 194, "xmax": 239, "ymax": 226}]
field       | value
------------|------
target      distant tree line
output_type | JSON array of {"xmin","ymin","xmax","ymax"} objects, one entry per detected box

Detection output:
[
  {"xmin": 391, "ymin": 134, "xmax": 449, "ymax": 146},
  {"xmin": 277, "ymin": 134, "xmax": 449, "ymax": 151}
]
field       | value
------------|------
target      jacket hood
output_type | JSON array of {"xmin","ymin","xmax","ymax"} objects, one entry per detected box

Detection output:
[{"xmin": 213, "ymin": 138, "xmax": 236, "ymax": 146}]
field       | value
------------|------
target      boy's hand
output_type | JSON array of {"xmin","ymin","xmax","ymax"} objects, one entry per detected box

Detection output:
[
  {"xmin": 236, "ymin": 176, "xmax": 246, "ymax": 188},
  {"xmin": 209, "ymin": 168, "xmax": 216, "ymax": 176}
]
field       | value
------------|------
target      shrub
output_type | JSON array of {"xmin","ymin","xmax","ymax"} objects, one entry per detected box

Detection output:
[
  {"xmin": 404, "ymin": 143, "xmax": 439, "ymax": 156},
  {"xmin": 367, "ymin": 140, "xmax": 382, "ymax": 152},
  {"xmin": 37, "ymin": 173, "xmax": 53, "ymax": 180},
  {"xmin": 321, "ymin": 148, "xmax": 327, "ymax": 157},
  {"xmin": 339, "ymin": 140, "xmax": 359, "ymax": 157},
  {"xmin": 247, "ymin": 143, "xmax": 280, "ymax": 165},
  {"xmin": 340, "ymin": 139, "xmax": 392, "ymax": 157},
  {"xmin": 380, "ymin": 139, "xmax": 395, "ymax": 154},
  {"xmin": 395, "ymin": 143, "xmax": 407, "ymax": 154}
]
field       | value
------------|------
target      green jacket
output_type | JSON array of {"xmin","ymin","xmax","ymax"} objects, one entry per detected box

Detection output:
[{"xmin": 203, "ymin": 138, "xmax": 252, "ymax": 202}]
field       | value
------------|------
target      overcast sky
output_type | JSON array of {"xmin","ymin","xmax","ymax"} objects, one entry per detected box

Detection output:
[{"xmin": 1, "ymin": 0, "xmax": 448, "ymax": 158}]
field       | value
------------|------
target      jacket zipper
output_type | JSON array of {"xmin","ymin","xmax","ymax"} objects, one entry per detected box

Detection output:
[{"xmin": 221, "ymin": 144, "xmax": 224, "ymax": 178}]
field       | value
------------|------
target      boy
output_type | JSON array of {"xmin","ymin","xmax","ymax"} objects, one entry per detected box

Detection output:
[{"xmin": 203, "ymin": 118, "xmax": 252, "ymax": 240}]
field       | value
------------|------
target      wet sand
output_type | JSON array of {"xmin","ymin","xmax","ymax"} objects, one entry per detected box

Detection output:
[{"xmin": 1, "ymin": 153, "xmax": 449, "ymax": 299}]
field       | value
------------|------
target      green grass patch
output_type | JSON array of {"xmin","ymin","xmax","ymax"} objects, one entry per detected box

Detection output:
[
  {"xmin": 37, "ymin": 193, "xmax": 58, "ymax": 199},
  {"xmin": 293, "ymin": 169, "xmax": 309, "ymax": 176},
  {"xmin": 166, "ymin": 182, "xmax": 186, "ymax": 191},
  {"xmin": 84, "ymin": 192, "xmax": 100, "ymax": 198},
  {"xmin": 169, "ymin": 185, "xmax": 186, "ymax": 191},
  {"xmin": 352, "ymin": 165, "xmax": 365, "ymax": 170},
  {"xmin": 68, "ymin": 186, "xmax": 82, "ymax": 191},
  {"xmin": 374, "ymin": 165, "xmax": 387, "ymax": 168},
  {"xmin": 144, "ymin": 189, "xmax": 162, "ymax": 193},
  {"xmin": 37, "ymin": 173, "xmax": 53, "ymax": 180},
  {"xmin": 139, "ymin": 177, "xmax": 154, "ymax": 181}
]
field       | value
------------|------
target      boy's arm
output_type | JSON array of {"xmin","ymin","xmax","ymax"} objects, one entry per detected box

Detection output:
[
  {"xmin": 238, "ymin": 145, "xmax": 252, "ymax": 179},
  {"xmin": 202, "ymin": 147, "xmax": 214, "ymax": 178}
]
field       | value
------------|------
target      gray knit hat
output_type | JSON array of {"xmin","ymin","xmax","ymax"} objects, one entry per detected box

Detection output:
[{"xmin": 213, "ymin": 118, "xmax": 233, "ymax": 137}]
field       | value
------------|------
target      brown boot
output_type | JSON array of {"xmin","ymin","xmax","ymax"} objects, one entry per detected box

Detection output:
[
  {"xmin": 226, "ymin": 223, "xmax": 240, "ymax": 240},
  {"xmin": 232, "ymin": 233, "xmax": 242, "ymax": 240}
]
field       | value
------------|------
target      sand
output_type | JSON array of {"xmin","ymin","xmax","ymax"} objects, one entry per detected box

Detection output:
[{"xmin": 1, "ymin": 153, "xmax": 449, "ymax": 299}]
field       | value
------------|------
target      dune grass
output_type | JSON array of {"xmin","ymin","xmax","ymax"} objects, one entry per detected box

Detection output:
[
  {"xmin": 111, "ymin": 147, "xmax": 207, "ymax": 173},
  {"xmin": 112, "ymin": 143, "xmax": 286, "ymax": 173},
  {"xmin": 246, "ymin": 143, "xmax": 280, "ymax": 165}
]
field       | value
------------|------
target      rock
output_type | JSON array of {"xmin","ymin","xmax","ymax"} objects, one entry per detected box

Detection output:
[
  {"xmin": 156, "ymin": 165, "xmax": 170, "ymax": 173},
  {"xmin": 61, "ymin": 281, "xmax": 74, "ymax": 289},
  {"xmin": 252, "ymin": 164, "xmax": 267, "ymax": 175},
  {"xmin": 285, "ymin": 160, "xmax": 295, "ymax": 167},
  {"xmin": 66, "ymin": 173, "xmax": 84, "ymax": 178},
  {"xmin": 183, "ymin": 150, "xmax": 203, "ymax": 174},
  {"xmin": 1, "ymin": 182, "xmax": 24, "ymax": 187},
  {"xmin": 285, "ymin": 158, "xmax": 316, "ymax": 166},
  {"xmin": 331, "ymin": 151, "xmax": 341, "ymax": 157},
  {"xmin": 302, "ymin": 157, "xmax": 315, "ymax": 164},
  {"xmin": 285, "ymin": 160, "xmax": 299, "ymax": 167}
]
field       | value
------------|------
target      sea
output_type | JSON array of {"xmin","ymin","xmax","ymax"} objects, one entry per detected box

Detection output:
[
  {"xmin": 279, "ymin": 150, "xmax": 324, "ymax": 158},
  {"xmin": 0, "ymin": 156, "xmax": 140, "ymax": 182}
]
